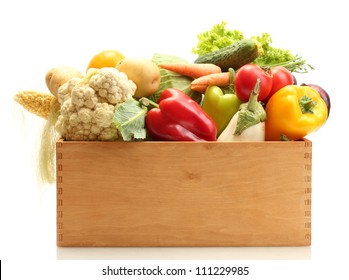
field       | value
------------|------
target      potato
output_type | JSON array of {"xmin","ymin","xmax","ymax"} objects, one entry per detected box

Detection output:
[
  {"xmin": 116, "ymin": 58, "xmax": 160, "ymax": 98},
  {"xmin": 45, "ymin": 66, "xmax": 83, "ymax": 96}
]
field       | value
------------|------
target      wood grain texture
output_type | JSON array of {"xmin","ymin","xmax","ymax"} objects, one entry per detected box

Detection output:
[{"xmin": 56, "ymin": 140, "xmax": 312, "ymax": 247}]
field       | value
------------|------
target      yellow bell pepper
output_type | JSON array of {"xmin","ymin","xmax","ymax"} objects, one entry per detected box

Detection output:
[{"xmin": 265, "ymin": 85, "xmax": 328, "ymax": 141}]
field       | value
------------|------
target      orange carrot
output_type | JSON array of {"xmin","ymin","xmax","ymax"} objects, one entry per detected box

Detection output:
[
  {"xmin": 191, "ymin": 72, "xmax": 230, "ymax": 93},
  {"xmin": 158, "ymin": 62, "xmax": 221, "ymax": 79}
]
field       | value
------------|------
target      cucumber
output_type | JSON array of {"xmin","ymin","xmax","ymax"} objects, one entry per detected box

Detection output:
[{"xmin": 194, "ymin": 38, "xmax": 263, "ymax": 71}]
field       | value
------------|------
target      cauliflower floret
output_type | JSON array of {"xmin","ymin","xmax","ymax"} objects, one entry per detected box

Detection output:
[
  {"xmin": 94, "ymin": 103, "xmax": 115, "ymax": 128},
  {"xmin": 71, "ymin": 84, "xmax": 98, "ymax": 109},
  {"xmin": 57, "ymin": 77, "xmax": 81, "ymax": 105},
  {"xmin": 60, "ymin": 98, "xmax": 75, "ymax": 116},
  {"xmin": 78, "ymin": 107, "xmax": 93, "ymax": 123},
  {"xmin": 55, "ymin": 67, "xmax": 137, "ymax": 141},
  {"xmin": 56, "ymin": 104, "xmax": 117, "ymax": 141},
  {"xmin": 89, "ymin": 68, "xmax": 136, "ymax": 105}
]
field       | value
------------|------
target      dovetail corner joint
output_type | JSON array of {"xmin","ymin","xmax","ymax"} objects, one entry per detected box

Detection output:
[
  {"xmin": 304, "ymin": 175, "xmax": 311, "ymax": 182},
  {"xmin": 305, "ymin": 199, "xmax": 311, "ymax": 206},
  {"xmin": 304, "ymin": 152, "xmax": 312, "ymax": 159},
  {"xmin": 304, "ymin": 141, "xmax": 312, "ymax": 148},
  {"xmin": 304, "ymin": 163, "xmax": 312, "ymax": 171},
  {"xmin": 57, "ymin": 164, "xmax": 62, "ymax": 171},
  {"xmin": 57, "ymin": 176, "xmax": 63, "ymax": 183}
]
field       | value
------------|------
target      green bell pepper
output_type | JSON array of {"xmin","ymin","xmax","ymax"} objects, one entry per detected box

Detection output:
[{"xmin": 202, "ymin": 85, "xmax": 242, "ymax": 136}]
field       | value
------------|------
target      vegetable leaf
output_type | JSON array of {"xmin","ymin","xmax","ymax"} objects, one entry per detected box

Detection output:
[
  {"xmin": 151, "ymin": 53, "xmax": 202, "ymax": 104},
  {"xmin": 192, "ymin": 21, "xmax": 243, "ymax": 56},
  {"xmin": 251, "ymin": 33, "xmax": 313, "ymax": 72},
  {"xmin": 192, "ymin": 21, "xmax": 313, "ymax": 73},
  {"xmin": 113, "ymin": 98, "xmax": 147, "ymax": 141}
]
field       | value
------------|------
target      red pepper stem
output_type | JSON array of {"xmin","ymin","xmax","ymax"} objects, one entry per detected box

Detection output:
[{"xmin": 139, "ymin": 97, "xmax": 159, "ymax": 109}]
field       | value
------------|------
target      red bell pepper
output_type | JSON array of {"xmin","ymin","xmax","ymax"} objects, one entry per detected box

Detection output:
[{"xmin": 143, "ymin": 88, "xmax": 217, "ymax": 141}]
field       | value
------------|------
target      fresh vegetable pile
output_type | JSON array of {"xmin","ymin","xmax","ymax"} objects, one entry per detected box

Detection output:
[{"xmin": 14, "ymin": 22, "xmax": 330, "ymax": 183}]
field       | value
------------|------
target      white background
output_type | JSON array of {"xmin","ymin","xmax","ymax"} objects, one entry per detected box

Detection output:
[{"xmin": 0, "ymin": 0, "xmax": 347, "ymax": 279}]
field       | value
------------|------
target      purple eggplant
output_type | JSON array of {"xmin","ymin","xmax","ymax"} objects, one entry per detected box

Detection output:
[
  {"xmin": 292, "ymin": 74, "xmax": 297, "ymax": 85},
  {"xmin": 301, "ymin": 83, "xmax": 331, "ymax": 118}
]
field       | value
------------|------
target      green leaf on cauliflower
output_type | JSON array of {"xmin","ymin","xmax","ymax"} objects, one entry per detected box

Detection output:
[
  {"xmin": 151, "ymin": 53, "xmax": 202, "ymax": 104},
  {"xmin": 113, "ymin": 98, "xmax": 147, "ymax": 141}
]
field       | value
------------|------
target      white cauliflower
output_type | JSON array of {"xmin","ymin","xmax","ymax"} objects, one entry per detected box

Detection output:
[
  {"xmin": 55, "ymin": 67, "xmax": 137, "ymax": 141},
  {"xmin": 57, "ymin": 77, "xmax": 81, "ymax": 104}
]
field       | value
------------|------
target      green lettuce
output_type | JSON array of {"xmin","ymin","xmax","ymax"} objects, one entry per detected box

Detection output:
[
  {"xmin": 192, "ymin": 21, "xmax": 243, "ymax": 56},
  {"xmin": 192, "ymin": 21, "xmax": 313, "ymax": 73}
]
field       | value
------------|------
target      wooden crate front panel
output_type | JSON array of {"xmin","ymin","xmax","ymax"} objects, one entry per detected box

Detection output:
[{"xmin": 56, "ymin": 140, "xmax": 312, "ymax": 247}]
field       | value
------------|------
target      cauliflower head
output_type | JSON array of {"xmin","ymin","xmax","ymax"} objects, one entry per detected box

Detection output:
[{"xmin": 55, "ymin": 67, "xmax": 136, "ymax": 141}]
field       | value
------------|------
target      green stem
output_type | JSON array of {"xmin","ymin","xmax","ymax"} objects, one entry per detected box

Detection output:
[
  {"xmin": 222, "ymin": 68, "xmax": 236, "ymax": 95},
  {"xmin": 228, "ymin": 67, "xmax": 235, "ymax": 90},
  {"xmin": 234, "ymin": 79, "xmax": 266, "ymax": 135},
  {"xmin": 246, "ymin": 79, "xmax": 260, "ymax": 112},
  {"xmin": 78, "ymin": 68, "xmax": 99, "ymax": 85},
  {"xmin": 299, "ymin": 95, "xmax": 317, "ymax": 114},
  {"xmin": 259, "ymin": 56, "xmax": 314, "ymax": 73},
  {"xmin": 120, "ymin": 106, "xmax": 148, "ymax": 128},
  {"xmin": 139, "ymin": 97, "xmax": 159, "ymax": 109}
]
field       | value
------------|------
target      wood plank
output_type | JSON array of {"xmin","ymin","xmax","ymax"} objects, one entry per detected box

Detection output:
[{"xmin": 56, "ymin": 140, "xmax": 311, "ymax": 247}]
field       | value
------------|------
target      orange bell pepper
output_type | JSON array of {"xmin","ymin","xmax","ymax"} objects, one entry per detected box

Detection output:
[{"xmin": 265, "ymin": 85, "xmax": 328, "ymax": 141}]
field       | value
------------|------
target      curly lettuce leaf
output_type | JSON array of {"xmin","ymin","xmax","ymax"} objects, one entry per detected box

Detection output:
[
  {"xmin": 192, "ymin": 21, "xmax": 243, "ymax": 56},
  {"xmin": 192, "ymin": 21, "xmax": 313, "ymax": 73},
  {"xmin": 113, "ymin": 98, "xmax": 147, "ymax": 141},
  {"xmin": 251, "ymin": 33, "xmax": 293, "ymax": 66}
]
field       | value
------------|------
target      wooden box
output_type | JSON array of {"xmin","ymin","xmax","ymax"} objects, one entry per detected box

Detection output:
[{"xmin": 56, "ymin": 140, "xmax": 312, "ymax": 247}]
